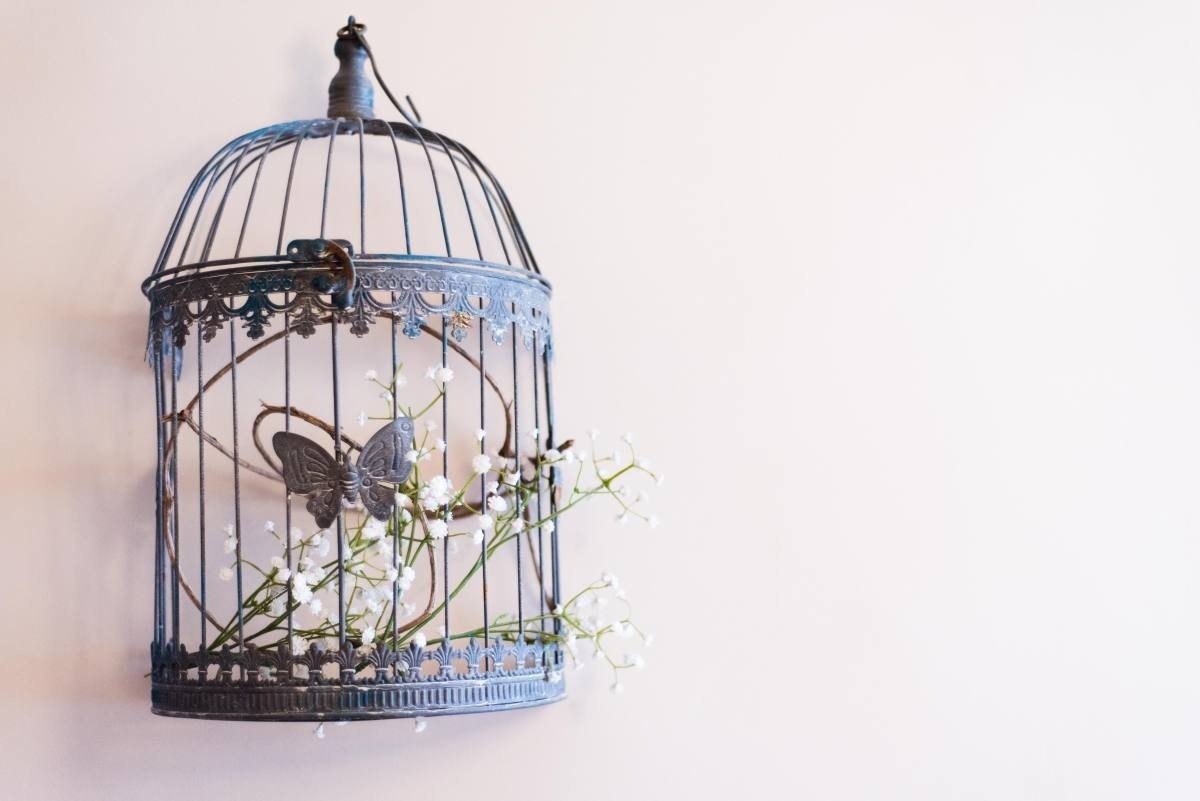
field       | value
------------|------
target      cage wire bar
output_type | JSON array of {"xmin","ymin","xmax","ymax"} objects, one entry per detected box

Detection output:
[{"xmin": 145, "ymin": 17, "xmax": 565, "ymax": 720}]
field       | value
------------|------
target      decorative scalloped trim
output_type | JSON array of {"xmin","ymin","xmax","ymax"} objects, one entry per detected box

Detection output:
[{"xmin": 147, "ymin": 261, "xmax": 553, "ymax": 353}]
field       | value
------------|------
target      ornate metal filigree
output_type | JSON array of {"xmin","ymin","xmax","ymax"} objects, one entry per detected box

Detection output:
[
  {"xmin": 150, "ymin": 639, "xmax": 566, "ymax": 720},
  {"xmin": 145, "ymin": 256, "xmax": 553, "ymax": 355}
]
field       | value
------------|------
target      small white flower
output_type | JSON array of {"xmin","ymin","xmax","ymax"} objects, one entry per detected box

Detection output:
[
  {"xmin": 223, "ymin": 523, "xmax": 235, "ymax": 537},
  {"xmin": 423, "ymin": 420, "xmax": 438, "ymax": 432},
  {"xmin": 643, "ymin": 633, "xmax": 655, "ymax": 647},
  {"xmin": 361, "ymin": 626, "xmax": 376, "ymax": 646},
  {"xmin": 263, "ymin": 520, "xmax": 276, "ymax": 534},
  {"xmin": 511, "ymin": 518, "xmax": 525, "ymax": 533},
  {"xmin": 395, "ymin": 373, "xmax": 407, "ymax": 389},
  {"xmin": 636, "ymin": 457, "xmax": 652, "ymax": 470},
  {"xmin": 308, "ymin": 597, "xmax": 324, "ymax": 617},
  {"xmin": 627, "ymin": 654, "xmax": 645, "ymax": 669},
  {"xmin": 413, "ymin": 717, "xmax": 427, "ymax": 733},
  {"xmin": 656, "ymin": 474, "xmax": 665, "ymax": 487},
  {"xmin": 291, "ymin": 574, "xmax": 313, "ymax": 604},
  {"xmin": 401, "ymin": 565, "xmax": 416, "ymax": 582},
  {"xmin": 223, "ymin": 535, "xmax": 237, "ymax": 555},
  {"xmin": 364, "ymin": 369, "xmax": 378, "ymax": 381},
  {"xmin": 648, "ymin": 515, "xmax": 660, "ymax": 529},
  {"xmin": 270, "ymin": 596, "xmax": 286, "ymax": 616},
  {"xmin": 357, "ymin": 410, "xmax": 368, "ymax": 427},
  {"xmin": 428, "ymin": 520, "xmax": 449, "ymax": 540},
  {"xmin": 486, "ymin": 495, "xmax": 508, "ymax": 514},
  {"xmin": 413, "ymin": 631, "xmax": 427, "ymax": 649},
  {"xmin": 291, "ymin": 635, "xmax": 305, "ymax": 653},
  {"xmin": 425, "ymin": 364, "xmax": 454, "ymax": 383},
  {"xmin": 363, "ymin": 517, "xmax": 386, "ymax": 541},
  {"xmin": 544, "ymin": 448, "xmax": 562, "ymax": 463},
  {"xmin": 502, "ymin": 470, "xmax": 520, "ymax": 487},
  {"xmin": 475, "ymin": 428, "xmax": 486, "ymax": 442},
  {"xmin": 419, "ymin": 475, "xmax": 454, "ymax": 510},
  {"xmin": 472, "ymin": 530, "xmax": 485, "ymax": 546},
  {"xmin": 616, "ymin": 512, "xmax": 629, "ymax": 525},
  {"xmin": 610, "ymin": 681, "xmax": 624, "ymax": 695},
  {"xmin": 378, "ymin": 390, "xmax": 392, "ymax": 402},
  {"xmin": 529, "ymin": 427, "xmax": 540, "ymax": 441},
  {"xmin": 219, "ymin": 566, "xmax": 234, "ymax": 581},
  {"xmin": 544, "ymin": 521, "xmax": 556, "ymax": 534},
  {"xmin": 471, "ymin": 453, "xmax": 492, "ymax": 475},
  {"xmin": 622, "ymin": 432, "xmax": 634, "ymax": 444},
  {"xmin": 386, "ymin": 566, "xmax": 399, "ymax": 582},
  {"xmin": 316, "ymin": 538, "xmax": 331, "ymax": 558},
  {"xmin": 394, "ymin": 493, "xmax": 412, "ymax": 510},
  {"xmin": 436, "ymin": 438, "xmax": 447, "ymax": 452},
  {"xmin": 601, "ymin": 572, "xmax": 619, "ymax": 589},
  {"xmin": 577, "ymin": 450, "xmax": 589, "ymax": 462},
  {"xmin": 405, "ymin": 449, "xmax": 420, "ymax": 463},
  {"xmin": 478, "ymin": 514, "xmax": 494, "ymax": 530}
]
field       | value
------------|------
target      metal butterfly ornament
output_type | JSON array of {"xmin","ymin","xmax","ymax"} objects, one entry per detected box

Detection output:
[{"xmin": 272, "ymin": 418, "xmax": 415, "ymax": 528}]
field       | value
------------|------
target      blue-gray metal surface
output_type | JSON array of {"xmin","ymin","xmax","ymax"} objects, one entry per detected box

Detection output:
[{"xmin": 145, "ymin": 17, "xmax": 563, "ymax": 722}]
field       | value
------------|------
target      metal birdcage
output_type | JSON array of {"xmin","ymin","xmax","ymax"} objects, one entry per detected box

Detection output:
[{"xmin": 143, "ymin": 17, "xmax": 567, "ymax": 720}]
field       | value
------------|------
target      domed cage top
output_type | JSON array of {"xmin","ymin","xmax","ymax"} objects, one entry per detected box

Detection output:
[{"xmin": 144, "ymin": 18, "xmax": 568, "ymax": 721}]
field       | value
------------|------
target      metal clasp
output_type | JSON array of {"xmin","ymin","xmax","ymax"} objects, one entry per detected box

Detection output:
[{"xmin": 287, "ymin": 238, "xmax": 357, "ymax": 309}]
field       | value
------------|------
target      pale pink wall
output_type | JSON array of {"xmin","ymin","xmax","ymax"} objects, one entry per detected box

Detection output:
[{"xmin": 4, "ymin": 1, "xmax": 1200, "ymax": 798}]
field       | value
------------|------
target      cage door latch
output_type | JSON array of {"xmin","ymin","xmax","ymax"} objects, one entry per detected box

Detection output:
[{"xmin": 287, "ymin": 238, "xmax": 357, "ymax": 309}]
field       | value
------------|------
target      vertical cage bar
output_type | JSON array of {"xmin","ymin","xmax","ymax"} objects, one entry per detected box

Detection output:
[
  {"xmin": 170, "ymin": 345, "xmax": 181, "ymax": 648},
  {"xmin": 230, "ymin": 326, "xmax": 246, "ymax": 650},
  {"xmin": 197, "ymin": 327, "xmax": 208, "ymax": 652},
  {"xmin": 276, "ymin": 124, "xmax": 308, "ymax": 660},
  {"xmin": 511, "ymin": 321, "xmax": 524, "ymax": 642},
  {"xmin": 153, "ymin": 335, "xmax": 165, "ymax": 646},
  {"xmin": 441, "ymin": 315, "xmax": 450, "ymax": 641},
  {"xmin": 540, "ymin": 334, "xmax": 561, "ymax": 648},
  {"xmin": 332, "ymin": 320, "xmax": 346, "ymax": 643},
  {"xmin": 531, "ymin": 334, "xmax": 545, "ymax": 638},
  {"xmin": 478, "ymin": 317, "xmax": 489, "ymax": 652}
]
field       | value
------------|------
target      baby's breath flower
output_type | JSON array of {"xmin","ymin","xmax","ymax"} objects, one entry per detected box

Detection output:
[
  {"xmin": 419, "ymin": 476, "xmax": 453, "ymax": 510},
  {"xmin": 425, "ymin": 365, "xmax": 454, "ymax": 383},
  {"xmin": 413, "ymin": 717, "xmax": 427, "ymax": 733},
  {"xmin": 270, "ymin": 555, "xmax": 286, "ymax": 571},
  {"xmin": 610, "ymin": 681, "xmax": 624, "ymax": 695},
  {"xmin": 308, "ymin": 598, "xmax": 324, "ymax": 617},
  {"xmin": 361, "ymin": 626, "xmax": 376, "ymax": 646},
  {"xmin": 511, "ymin": 518, "xmax": 525, "ymax": 533},
  {"xmin": 413, "ymin": 631, "xmax": 427, "ymax": 649},
  {"xmin": 219, "ymin": 566, "xmax": 234, "ymax": 581},
  {"xmin": 648, "ymin": 515, "xmax": 660, "ymax": 529},
  {"xmin": 428, "ymin": 520, "xmax": 449, "ymax": 540},
  {"xmin": 423, "ymin": 420, "xmax": 437, "ymax": 432},
  {"xmin": 622, "ymin": 432, "xmax": 634, "ymax": 444},
  {"xmin": 478, "ymin": 514, "xmax": 494, "ymax": 530},
  {"xmin": 436, "ymin": 438, "xmax": 447, "ymax": 452},
  {"xmin": 487, "ymin": 495, "xmax": 508, "ymax": 513},
  {"xmin": 471, "ymin": 453, "xmax": 492, "ymax": 475},
  {"xmin": 364, "ymin": 369, "xmax": 378, "ymax": 381},
  {"xmin": 357, "ymin": 410, "xmax": 368, "ymax": 427},
  {"xmin": 475, "ymin": 428, "xmax": 486, "ymax": 442},
  {"xmin": 472, "ymin": 530, "xmax": 485, "ymax": 546}
]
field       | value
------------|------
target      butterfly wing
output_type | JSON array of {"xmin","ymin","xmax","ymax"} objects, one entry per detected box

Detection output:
[
  {"xmin": 273, "ymin": 431, "xmax": 342, "ymax": 527},
  {"xmin": 305, "ymin": 489, "xmax": 344, "ymax": 530},
  {"xmin": 356, "ymin": 418, "xmax": 415, "ymax": 520}
]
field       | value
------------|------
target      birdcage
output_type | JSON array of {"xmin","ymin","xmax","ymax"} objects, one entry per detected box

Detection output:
[{"xmin": 143, "ymin": 18, "xmax": 568, "ymax": 720}]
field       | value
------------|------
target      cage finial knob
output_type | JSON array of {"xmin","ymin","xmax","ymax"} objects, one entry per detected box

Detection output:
[{"xmin": 328, "ymin": 16, "xmax": 374, "ymax": 119}]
